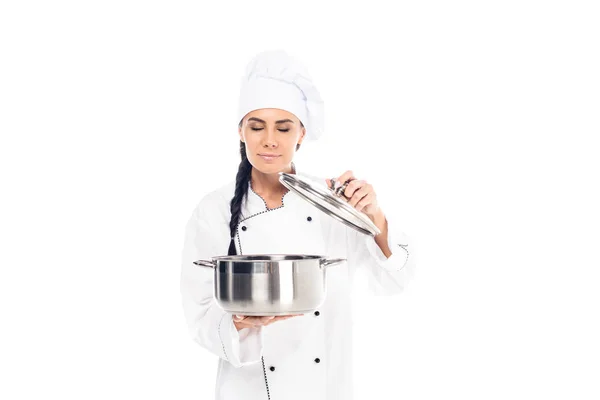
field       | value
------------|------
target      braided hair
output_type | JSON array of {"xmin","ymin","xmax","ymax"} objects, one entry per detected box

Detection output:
[{"xmin": 227, "ymin": 119, "xmax": 303, "ymax": 255}]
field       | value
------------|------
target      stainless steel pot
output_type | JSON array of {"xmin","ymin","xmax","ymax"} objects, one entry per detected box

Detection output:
[{"xmin": 194, "ymin": 254, "xmax": 346, "ymax": 316}]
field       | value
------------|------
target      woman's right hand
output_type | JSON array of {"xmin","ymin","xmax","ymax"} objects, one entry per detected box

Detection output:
[{"xmin": 232, "ymin": 314, "xmax": 303, "ymax": 331}]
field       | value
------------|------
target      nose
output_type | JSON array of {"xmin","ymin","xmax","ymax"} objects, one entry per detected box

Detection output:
[{"xmin": 261, "ymin": 128, "xmax": 279, "ymax": 148}]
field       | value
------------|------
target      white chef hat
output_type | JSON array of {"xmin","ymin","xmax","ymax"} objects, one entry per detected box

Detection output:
[{"xmin": 237, "ymin": 50, "xmax": 325, "ymax": 141}]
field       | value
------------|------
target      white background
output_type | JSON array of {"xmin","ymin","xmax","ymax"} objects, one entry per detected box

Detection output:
[{"xmin": 1, "ymin": 1, "xmax": 599, "ymax": 399}]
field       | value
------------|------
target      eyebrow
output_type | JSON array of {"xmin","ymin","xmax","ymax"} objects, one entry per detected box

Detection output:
[{"xmin": 247, "ymin": 117, "xmax": 295, "ymax": 124}]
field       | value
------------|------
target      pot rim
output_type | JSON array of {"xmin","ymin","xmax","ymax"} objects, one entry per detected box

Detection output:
[{"xmin": 211, "ymin": 254, "xmax": 326, "ymax": 262}]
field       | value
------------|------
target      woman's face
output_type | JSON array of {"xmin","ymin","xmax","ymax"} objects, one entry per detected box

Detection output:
[{"xmin": 239, "ymin": 108, "xmax": 305, "ymax": 174}]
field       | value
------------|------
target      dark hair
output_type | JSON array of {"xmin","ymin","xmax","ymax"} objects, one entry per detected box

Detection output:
[{"xmin": 227, "ymin": 119, "xmax": 303, "ymax": 255}]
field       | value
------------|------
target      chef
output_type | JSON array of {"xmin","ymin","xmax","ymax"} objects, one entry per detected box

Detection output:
[{"xmin": 180, "ymin": 50, "xmax": 414, "ymax": 400}]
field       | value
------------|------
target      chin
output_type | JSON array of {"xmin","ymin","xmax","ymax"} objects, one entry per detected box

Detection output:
[
  {"xmin": 254, "ymin": 159, "xmax": 286, "ymax": 173},
  {"xmin": 262, "ymin": 164, "xmax": 283, "ymax": 173}
]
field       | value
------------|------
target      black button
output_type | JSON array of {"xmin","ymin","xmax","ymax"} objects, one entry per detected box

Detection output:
[
  {"xmin": 314, "ymin": 358, "xmax": 321, "ymax": 363},
  {"xmin": 269, "ymin": 366, "xmax": 275, "ymax": 372},
  {"xmin": 314, "ymin": 311, "xmax": 320, "ymax": 316},
  {"xmin": 307, "ymin": 216, "xmax": 312, "ymax": 221},
  {"xmin": 241, "ymin": 226, "xmax": 247, "ymax": 231}
]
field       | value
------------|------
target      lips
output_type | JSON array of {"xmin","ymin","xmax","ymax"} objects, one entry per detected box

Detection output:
[{"xmin": 259, "ymin": 154, "xmax": 280, "ymax": 161}]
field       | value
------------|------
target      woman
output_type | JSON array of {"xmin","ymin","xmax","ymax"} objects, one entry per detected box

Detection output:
[{"xmin": 180, "ymin": 50, "xmax": 413, "ymax": 400}]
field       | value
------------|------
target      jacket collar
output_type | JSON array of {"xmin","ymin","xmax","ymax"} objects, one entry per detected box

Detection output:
[{"xmin": 243, "ymin": 162, "xmax": 299, "ymax": 216}]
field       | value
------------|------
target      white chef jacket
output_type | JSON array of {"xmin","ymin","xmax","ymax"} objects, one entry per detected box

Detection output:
[{"xmin": 180, "ymin": 169, "xmax": 414, "ymax": 400}]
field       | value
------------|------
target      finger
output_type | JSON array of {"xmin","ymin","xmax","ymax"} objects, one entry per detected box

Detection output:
[
  {"xmin": 336, "ymin": 170, "xmax": 356, "ymax": 187},
  {"xmin": 237, "ymin": 316, "xmax": 266, "ymax": 326},
  {"xmin": 236, "ymin": 321, "xmax": 254, "ymax": 329},
  {"xmin": 348, "ymin": 184, "xmax": 370, "ymax": 207},
  {"xmin": 238, "ymin": 314, "xmax": 303, "ymax": 326},
  {"xmin": 280, "ymin": 314, "xmax": 304, "ymax": 320},
  {"xmin": 243, "ymin": 316, "xmax": 273, "ymax": 325},
  {"xmin": 263, "ymin": 317, "xmax": 285, "ymax": 327},
  {"xmin": 263, "ymin": 315, "xmax": 299, "ymax": 326},
  {"xmin": 355, "ymin": 192, "xmax": 375, "ymax": 212},
  {"xmin": 235, "ymin": 315, "xmax": 267, "ymax": 324},
  {"xmin": 262, "ymin": 318, "xmax": 280, "ymax": 326},
  {"xmin": 343, "ymin": 179, "xmax": 367, "ymax": 199}
]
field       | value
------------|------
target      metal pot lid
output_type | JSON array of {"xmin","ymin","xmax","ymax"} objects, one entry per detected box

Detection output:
[{"xmin": 279, "ymin": 172, "xmax": 381, "ymax": 236}]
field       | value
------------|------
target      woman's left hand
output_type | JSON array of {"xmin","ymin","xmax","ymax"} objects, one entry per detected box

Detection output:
[{"xmin": 326, "ymin": 170, "xmax": 384, "ymax": 223}]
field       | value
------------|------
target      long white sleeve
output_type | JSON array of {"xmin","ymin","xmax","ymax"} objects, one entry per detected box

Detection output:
[
  {"xmin": 296, "ymin": 171, "xmax": 416, "ymax": 296},
  {"xmin": 347, "ymin": 209, "xmax": 416, "ymax": 296},
  {"xmin": 180, "ymin": 199, "xmax": 264, "ymax": 368}
]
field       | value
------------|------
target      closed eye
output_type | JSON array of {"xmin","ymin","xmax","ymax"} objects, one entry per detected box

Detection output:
[{"xmin": 250, "ymin": 127, "xmax": 290, "ymax": 132}]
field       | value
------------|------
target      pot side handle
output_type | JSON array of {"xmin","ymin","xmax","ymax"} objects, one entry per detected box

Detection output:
[
  {"xmin": 193, "ymin": 259, "xmax": 216, "ymax": 268},
  {"xmin": 320, "ymin": 258, "xmax": 346, "ymax": 269}
]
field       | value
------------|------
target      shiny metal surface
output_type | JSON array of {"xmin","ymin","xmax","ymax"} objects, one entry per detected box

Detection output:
[
  {"xmin": 278, "ymin": 172, "xmax": 381, "ymax": 236},
  {"xmin": 194, "ymin": 255, "xmax": 345, "ymax": 316}
]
